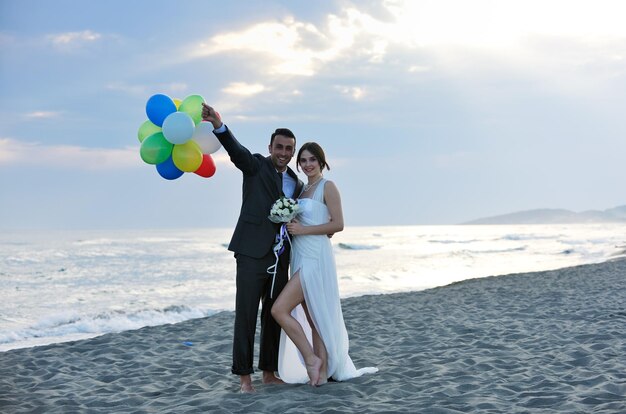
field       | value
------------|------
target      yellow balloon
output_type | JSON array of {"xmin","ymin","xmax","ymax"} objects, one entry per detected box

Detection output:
[
  {"xmin": 173, "ymin": 98, "xmax": 182, "ymax": 109},
  {"xmin": 172, "ymin": 140, "xmax": 202, "ymax": 172}
]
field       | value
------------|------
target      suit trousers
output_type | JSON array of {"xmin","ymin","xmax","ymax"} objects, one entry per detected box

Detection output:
[{"xmin": 231, "ymin": 246, "xmax": 290, "ymax": 375}]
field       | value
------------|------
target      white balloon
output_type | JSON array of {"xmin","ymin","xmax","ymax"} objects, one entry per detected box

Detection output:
[
  {"xmin": 162, "ymin": 112, "xmax": 195, "ymax": 144},
  {"xmin": 192, "ymin": 121, "xmax": 222, "ymax": 154}
]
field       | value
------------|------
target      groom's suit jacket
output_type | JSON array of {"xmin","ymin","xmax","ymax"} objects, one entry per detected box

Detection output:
[{"xmin": 215, "ymin": 126, "xmax": 303, "ymax": 259}]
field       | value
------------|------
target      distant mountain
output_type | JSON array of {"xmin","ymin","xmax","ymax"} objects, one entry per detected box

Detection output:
[{"xmin": 463, "ymin": 205, "xmax": 626, "ymax": 225}]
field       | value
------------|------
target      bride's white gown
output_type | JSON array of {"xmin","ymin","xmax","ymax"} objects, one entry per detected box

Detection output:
[{"xmin": 278, "ymin": 180, "xmax": 378, "ymax": 383}]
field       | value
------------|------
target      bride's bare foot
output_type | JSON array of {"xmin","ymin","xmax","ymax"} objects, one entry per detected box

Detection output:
[
  {"xmin": 317, "ymin": 360, "xmax": 328, "ymax": 385},
  {"xmin": 317, "ymin": 370, "xmax": 328, "ymax": 386},
  {"xmin": 305, "ymin": 356, "xmax": 323, "ymax": 386}
]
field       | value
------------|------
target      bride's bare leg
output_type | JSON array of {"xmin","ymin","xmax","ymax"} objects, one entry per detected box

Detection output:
[
  {"xmin": 271, "ymin": 273, "xmax": 322, "ymax": 386},
  {"xmin": 302, "ymin": 302, "xmax": 328, "ymax": 385}
]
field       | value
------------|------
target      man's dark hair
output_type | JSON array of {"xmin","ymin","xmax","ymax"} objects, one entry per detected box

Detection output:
[{"xmin": 270, "ymin": 128, "xmax": 296, "ymax": 145}]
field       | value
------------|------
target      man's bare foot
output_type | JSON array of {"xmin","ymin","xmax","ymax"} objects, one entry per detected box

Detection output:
[
  {"xmin": 305, "ymin": 356, "xmax": 323, "ymax": 386},
  {"xmin": 239, "ymin": 375, "xmax": 256, "ymax": 393},
  {"xmin": 262, "ymin": 371, "xmax": 284, "ymax": 385}
]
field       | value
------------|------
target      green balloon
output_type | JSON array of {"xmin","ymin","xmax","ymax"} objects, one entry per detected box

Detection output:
[
  {"xmin": 140, "ymin": 132, "xmax": 173, "ymax": 165},
  {"xmin": 138, "ymin": 120, "xmax": 162, "ymax": 143},
  {"xmin": 179, "ymin": 95, "xmax": 205, "ymax": 125}
]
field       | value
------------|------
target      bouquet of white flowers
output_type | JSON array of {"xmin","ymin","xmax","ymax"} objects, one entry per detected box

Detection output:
[
  {"xmin": 268, "ymin": 196, "xmax": 300, "ymax": 223},
  {"xmin": 266, "ymin": 196, "xmax": 299, "ymax": 298}
]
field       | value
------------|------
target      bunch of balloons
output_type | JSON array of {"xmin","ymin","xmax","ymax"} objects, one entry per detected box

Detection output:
[{"xmin": 137, "ymin": 94, "xmax": 221, "ymax": 180}]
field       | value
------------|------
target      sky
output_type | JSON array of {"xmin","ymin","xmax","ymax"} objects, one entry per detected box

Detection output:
[{"xmin": 1, "ymin": 0, "xmax": 625, "ymax": 230}]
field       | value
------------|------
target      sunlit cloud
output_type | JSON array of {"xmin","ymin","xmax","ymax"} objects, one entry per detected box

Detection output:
[
  {"xmin": 376, "ymin": 0, "xmax": 626, "ymax": 95},
  {"xmin": 223, "ymin": 82, "xmax": 266, "ymax": 96},
  {"xmin": 384, "ymin": 0, "xmax": 626, "ymax": 48},
  {"xmin": 189, "ymin": 19, "xmax": 321, "ymax": 75},
  {"xmin": 187, "ymin": 10, "xmax": 388, "ymax": 76},
  {"xmin": 46, "ymin": 30, "xmax": 102, "ymax": 51},
  {"xmin": 185, "ymin": 0, "xmax": 626, "ymax": 90}
]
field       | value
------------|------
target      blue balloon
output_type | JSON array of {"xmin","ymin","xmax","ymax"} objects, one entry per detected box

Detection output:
[
  {"xmin": 146, "ymin": 94, "xmax": 177, "ymax": 127},
  {"xmin": 156, "ymin": 155, "xmax": 184, "ymax": 180}
]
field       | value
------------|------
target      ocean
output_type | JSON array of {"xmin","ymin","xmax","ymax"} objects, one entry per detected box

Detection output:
[{"xmin": 1, "ymin": 223, "xmax": 625, "ymax": 352}]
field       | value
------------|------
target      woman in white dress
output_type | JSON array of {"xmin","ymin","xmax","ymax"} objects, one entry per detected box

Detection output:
[{"xmin": 271, "ymin": 142, "xmax": 377, "ymax": 386}]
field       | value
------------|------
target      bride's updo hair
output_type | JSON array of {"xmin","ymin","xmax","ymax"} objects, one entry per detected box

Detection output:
[{"xmin": 296, "ymin": 142, "xmax": 330, "ymax": 172}]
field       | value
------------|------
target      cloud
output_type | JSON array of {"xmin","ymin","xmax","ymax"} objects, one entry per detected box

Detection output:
[
  {"xmin": 106, "ymin": 82, "xmax": 149, "ymax": 97},
  {"xmin": 46, "ymin": 30, "xmax": 102, "ymax": 51},
  {"xmin": 408, "ymin": 65, "xmax": 431, "ymax": 73},
  {"xmin": 0, "ymin": 138, "xmax": 231, "ymax": 171},
  {"xmin": 0, "ymin": 138, "xmax": 138, "ymax": 170},
  {"xmin": 383, "ymin": 0, "xmax": 626, "ymax": 48},
  {"xmin": 24, "ymin": 111, "xmax": 63, "ymax": 119},
  {"xmin": 335, "ymin": 85, "xmax": 367, "ymax": 100},
  {"xmin": 187, "ymin": 9, "xmax": 390, "ymax": 76},
  {"xmin": 106, "ymin": 82, "xmax": 189, "ymax": 97},
  {"xmin": 222, "ymin": 82, "xmax": 266, "ymax": 96},
  {"xmin": 0, "ymin": 33, "xmax": 15, "ymax": 46},
  {"xmin": 184, "ymin": 0, "xmax": 626, "ymax": 89}
]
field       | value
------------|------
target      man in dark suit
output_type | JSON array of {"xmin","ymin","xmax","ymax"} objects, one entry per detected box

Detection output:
[{"xmin": 202, "ymin": 103, "xmax": 303, "ymax": 393}]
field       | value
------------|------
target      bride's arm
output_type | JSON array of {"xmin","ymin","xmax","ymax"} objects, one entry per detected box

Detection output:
[{"xmin": 287, "ymin": 181, "xmax": 344, "ymax": 236}]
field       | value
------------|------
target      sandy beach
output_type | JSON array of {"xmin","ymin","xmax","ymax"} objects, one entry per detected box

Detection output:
[{"xmin": 1, "ymin": 259, "xmax": 625, "ymax": 413}]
